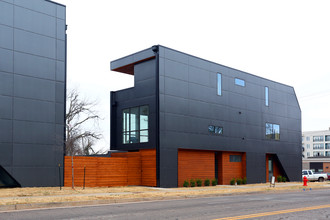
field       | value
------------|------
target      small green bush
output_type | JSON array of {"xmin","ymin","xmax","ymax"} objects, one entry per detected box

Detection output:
[
  {"xmin": 212, "ymin": 178, "xmax": 217, "ymax": 186},
  {"xmin": 196, "ymin": 179, "xmax": 202, "ymax": 187},
  {"xmin": 230, "ymin": 178, "xmax": 236, "ymax": 185},
  {"xmin": 190, "ymin": 179, "xmax": 196, "ymax": 187},
  {"xmin": 242, "ymin": 177, "xmax": 247, "ymax": 184},
  {"xmin": 277, "ymin": 175, "xmax": 282, "ymax": 182},
  {"xmin": 236, "ymin": 178, "xmax": 242, "ymax": 185},
  {"xmin": 282, "ymin": 176, "xmax": 287, "ymax": 182},
  {"xmin": 204, "ymin": 179, "xmax": 210, "ymax": 186},
  {"xmin": 183, "ymin": 180, "xmax": 189, "ymax": 187}
]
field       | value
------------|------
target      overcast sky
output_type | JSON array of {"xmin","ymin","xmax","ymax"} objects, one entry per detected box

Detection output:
[{"xmin": 55, "ymin": 0, "xmax": 330, "ymax": 152}]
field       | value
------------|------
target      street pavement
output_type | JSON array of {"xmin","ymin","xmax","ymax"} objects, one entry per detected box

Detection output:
[{"xmin": 1, "ymin": 188, "xmax": 330, "ymax": 219}]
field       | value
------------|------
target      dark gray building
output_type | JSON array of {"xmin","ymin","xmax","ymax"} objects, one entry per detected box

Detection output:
[
  {"xmin": 110, "ymin": 45, "xmax": 302, "ymax": 188},
  {"xmin": 0, "ymin": 0, "xmax": 66, "ymax": 187}
]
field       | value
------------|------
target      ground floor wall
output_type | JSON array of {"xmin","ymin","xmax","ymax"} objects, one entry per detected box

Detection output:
[
  {"xmin": 218, "ymin": 152, "xmax": 246, "ymax": 185},
  {"xmin": 265, "ymin": 154, "xmax": 283, "ymax": 182},
  {"xmin": 177, "ymin": 149, "xmax": 215, "ymax": 187},
  {"xmin": 177, "ymin": 149, "xmax": 247, "ymax": 187},
  {"xmin": 64, "ymin": 149, "xmax": 156, "ymax": 187}
]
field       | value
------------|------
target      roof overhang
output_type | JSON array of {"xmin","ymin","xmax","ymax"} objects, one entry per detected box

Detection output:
[{"xmin": 110, "ymin": 47, "xmax": 155, "ymax": 75}]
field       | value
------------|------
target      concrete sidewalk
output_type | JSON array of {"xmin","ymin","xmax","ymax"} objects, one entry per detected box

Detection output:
[{"xmin": 0, "ymin": 182, "xmax": 329, "ymax": 212}]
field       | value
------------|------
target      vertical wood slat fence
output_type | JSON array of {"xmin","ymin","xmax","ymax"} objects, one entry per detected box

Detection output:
[{"xmin": 64, "ymin": 149, "xmax": 156, "ymax": 187}]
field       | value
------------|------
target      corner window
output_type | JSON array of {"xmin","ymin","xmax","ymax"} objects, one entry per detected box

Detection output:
[
  {"xmin": 217, "ymin": 73, "xmax": 222, "ymax": 96},
  {"xmin": 326, "ymin": 143, "xmax": 330, "ymax": 149},
  {"xmin": 325, "ymin": 135, "xmax": 330, "ymax": 142},
  {"xmin": 265, "ymin": 86, "xmax": 269, "ymax": 106},
  {"xmin": 235, "ymin": 78, "xmax": 245, "ymax": 87},
  {"xmin": 230, "ymin": 155, "xmax": 242, "ymax": 162},
  {"xmin": 266, "ymin": 123, "xmax": 280, "ymax": 140},
  {"xmin": 122, "ymin": 105, "xmax": 149, "ymax": 144}
]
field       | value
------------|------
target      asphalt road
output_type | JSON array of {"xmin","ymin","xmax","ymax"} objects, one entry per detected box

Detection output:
[{"xmin": 1, "ymin": 189, "xmax": 330, "ymax": 220}]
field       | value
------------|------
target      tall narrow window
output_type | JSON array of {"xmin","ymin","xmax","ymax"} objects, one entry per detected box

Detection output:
[
  {"xmin": 265, "ymin": 86, "xmax": 269, "ymax": 106},
  {"xmin": 217, "ymin": 73, "xmax": 222, "ymax": 96}
]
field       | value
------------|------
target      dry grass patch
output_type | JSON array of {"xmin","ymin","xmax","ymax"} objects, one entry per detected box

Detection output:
[{"xmin": 0, "ymin": 182, "xmax": 329, "ymax": 206}]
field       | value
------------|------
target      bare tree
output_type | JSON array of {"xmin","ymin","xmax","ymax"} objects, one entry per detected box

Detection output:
[{"xmin": 66, "ymin": 89, "xmax": 102, "ymax": 156}]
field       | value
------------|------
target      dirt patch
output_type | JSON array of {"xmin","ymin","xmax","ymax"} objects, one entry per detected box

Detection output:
[{"xmin": 0, "ymin": 182, "xmax": 328, "ymax": 206}]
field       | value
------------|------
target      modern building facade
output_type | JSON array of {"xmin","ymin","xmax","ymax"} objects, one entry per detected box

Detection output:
[
  {"xmin": 110, "ymin": 45, "xmax": 302, "ymax": 187},
  {"xmin": 0, "ymin": 0, "xmax": 66, "ymax": 187},
  {"xmin": 302, "ymin": 129, "xmax": 330, "ymax": 158}
]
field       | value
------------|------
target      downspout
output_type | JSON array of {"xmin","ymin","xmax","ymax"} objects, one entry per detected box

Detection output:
[{"xmin": 152, "ymin": 45, "xmax": 160, "ymax": 187}]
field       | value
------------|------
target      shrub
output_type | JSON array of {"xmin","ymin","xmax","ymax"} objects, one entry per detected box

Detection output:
[
  {"xmin": 196, "ymin": 179, "xmax": 202, "ymax": 187},
  {"xmin": 236, "ymin": 178, "xmax": 242, "ymax": 185},
  {"xmin": 190, "ymin": 179, "xmax": 196, "ymax": 187},
  {"xmin": 277, "ymin": 175, "xmax": 282, "ymax": 183},
  {"xmin": 242, "ymin": 177, "xmax": 247, "ymax": 184},
  {"xmin": 282, "ymin": 176, "xmax": 287, "ymax": 182},
  {"xmin": 183, "ymin": 180, "xmax": 189, "ymax": 187},
  {"xmin": 230, "ymin": 178, "xmax": 236, "ymax": 185},
  {"xmin": 204, "ymin": 179, "xmax": 210, "ymax": 186},
  {"xmin": 212, "ymin": 178, "xmax": 218, "ymax": 186}
]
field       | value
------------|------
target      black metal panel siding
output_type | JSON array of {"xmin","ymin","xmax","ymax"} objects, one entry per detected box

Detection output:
[
  {"xmin": 111, "ymin": 46, "xmax": 301, "ymax": 187},
  {"xmin": 158, "ymin": 46, "xmax": 301, "ymax": 187},
  {"xmin": 111, "ymin": 59, "xmax": 157, "ymax": 151},
  {"xmin": 0, "ymin": 0, "xmax": 66, "ymax": 187}
]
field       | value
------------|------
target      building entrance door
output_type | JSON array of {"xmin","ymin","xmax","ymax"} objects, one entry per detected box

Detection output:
[{"xmin": 268, "ymin": 156, "xmax": 273, "ymax": 182}]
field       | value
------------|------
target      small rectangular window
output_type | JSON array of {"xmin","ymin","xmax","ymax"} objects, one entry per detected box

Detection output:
[
  {"xmin": 230, "ymin": 155, "xmax": 242, "ymax": 162},
  {"xmin": 265, "ymin": 86, "xmax": 269, "ymax": 106},
  {"xmin": 235, "ymin": 78, "xmax": 245, "ymax": 87},
  {"xmin": 217, "ymin": 73, "xmax": 222, "ymax": 95},
  {"xmin": 266, "ymin": 123, "xmax": 280, "ymax": 140},
  {"xmin": 208, "ymin": 125, "xmax": 223, "ymax": 135}
]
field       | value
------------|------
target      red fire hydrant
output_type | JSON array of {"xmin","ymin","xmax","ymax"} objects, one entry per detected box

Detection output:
[{"xmin": 303, "ymin": 176, "xmax": 308, "ymax": 186}]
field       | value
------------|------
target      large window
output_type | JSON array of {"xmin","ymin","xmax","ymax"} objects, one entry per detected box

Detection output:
[
  {"xmin": 326, "ymin": 135, "xmax": 330, "ymax": 142},
  {"xmin": 313, "ymin": 136, "xmax": 324, "ymax": 142},
  {"xmin": 266, "ymin": 123, "xmax": 280, "ymax": 140},
  {"xmin": 235, "ymin": 78, "xmax": 245, "ymax": 87},
  {"xmin": 122, "ymin": 105, "xmax": 149, "ymax": 144},
  {"xmin": 313, "ymin": 151, "xmax": 324, "ymax": 157},
  {"xmin": 265, "ymin": 86, "xmax": 269, "ymax": 106},
  {"xmin": 326, "ymin": 143, "xmax": 330, "ymax": 149},
  {"xmin": 217, "ymin": 73, "xmax": 222, "ymax": 96},
  {"xmin": 313, "ymin": 143, "xmax": 324, "ymax": 150}
]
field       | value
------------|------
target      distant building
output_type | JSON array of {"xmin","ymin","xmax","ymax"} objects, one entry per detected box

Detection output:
[
  {"xmin": 302, "ymin": 129, "xmax": 330, "ymax": 158},
  {"xmin": 0, "ymin": 0, "xmax": 66, "ymax": 187}
]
